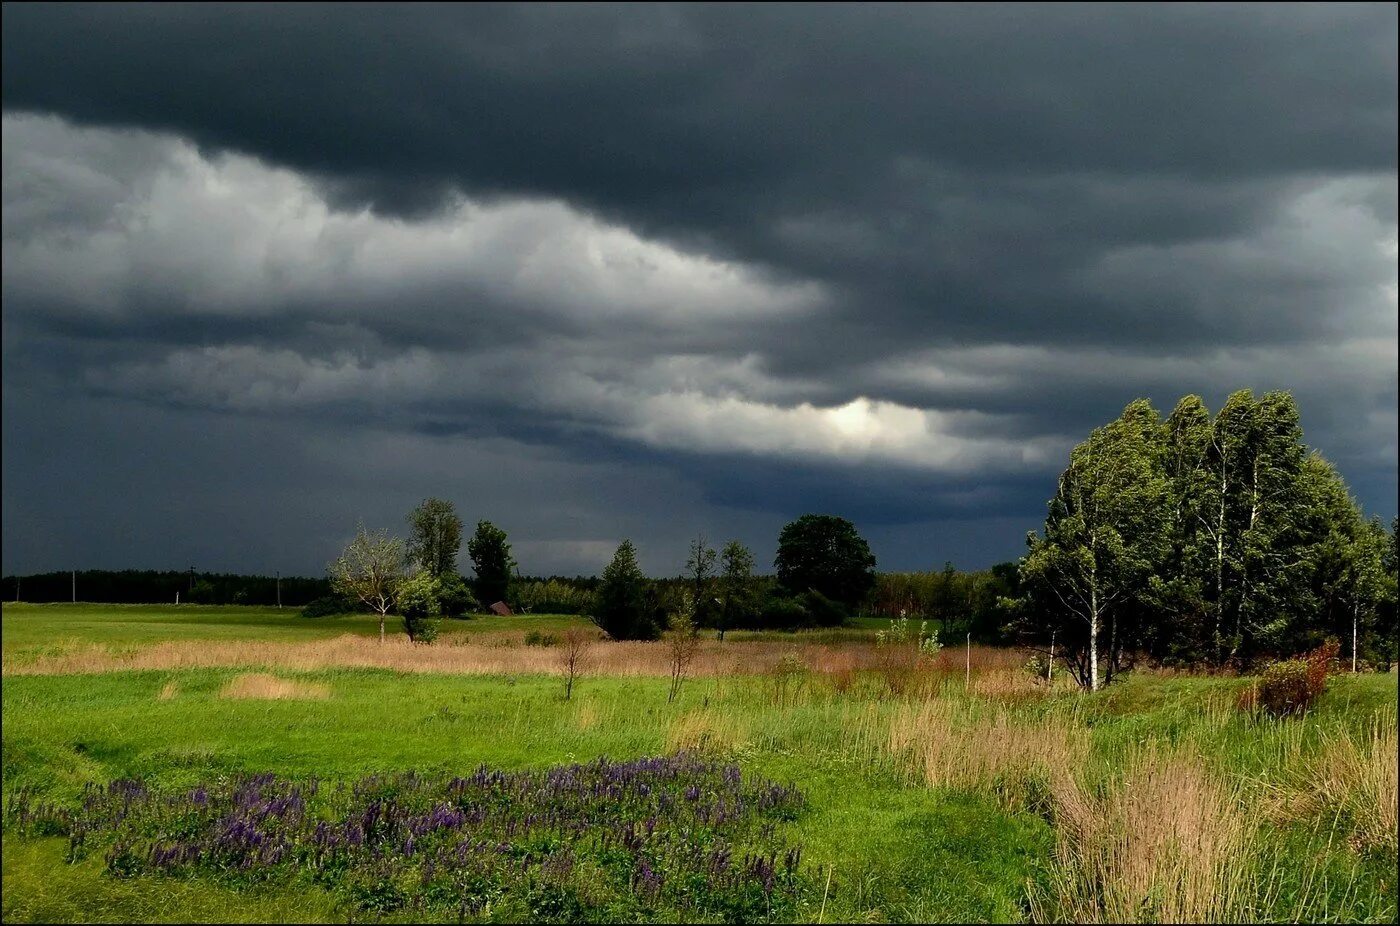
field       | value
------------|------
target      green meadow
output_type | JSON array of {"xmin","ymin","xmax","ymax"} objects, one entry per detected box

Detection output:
[{"xmin": 1, "ymin": 605, "xmax": 1396, "ymax": 923}]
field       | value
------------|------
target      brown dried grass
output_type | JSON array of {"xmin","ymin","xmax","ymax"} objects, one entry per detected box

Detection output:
[
  {"xmin": 2, "ymin": 635, "xmax": 1019, "ymax": 681},
  {"xmin": 156, "ymin": 680, "xmax": 179, "ymax": 701},
  {"xmin": 876, "ymin": 699, "xmax": 1088, "ymax": 793},
  {"xmin": 218, "ymin": 672, "xmax": 331, "ymax": 701},
  {"xmin": 1037, "ymin": 747, "xmax": 1251, "ymax": 924},
  {"xmin": 1308, "ymin": 713, "xmax": 1399, "ymax": 853}
]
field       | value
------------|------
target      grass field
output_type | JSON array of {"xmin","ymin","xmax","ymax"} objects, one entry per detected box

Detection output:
[{"xmin": 2, "ymin": 604, "xmax": 1396, "ymax": 923}]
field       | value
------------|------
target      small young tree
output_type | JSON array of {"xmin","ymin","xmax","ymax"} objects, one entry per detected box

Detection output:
[
  {"xmin": 329, "ymin": 525, "xmax": 406, "ymax": 643},
  {"xmin": 666, "ymin": 594, "xmax": 702, "ymax": 703},
  {"xmin": 397, "ymin": 571, "xmax": 443, "ymax": 643},
  {"xmin": 467, "ymin": 520, "xmax": 516, "ymax": 607},
  {"xmin": 558, "ymin": 627, "xmax": 594, "ymax": 700}
]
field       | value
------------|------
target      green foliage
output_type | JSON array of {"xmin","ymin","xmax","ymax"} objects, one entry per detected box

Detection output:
[
  {"xmin": 434, "ymin": 573, "xmax": 478, "ymax": 618},
  {"xmin": 590, "ymin": 540, "xmax": 661, "ymax": 640},
  {"xmin": 796, "ymin": 589, "xmax": 847, "ymax": 628},
  {"xmin": 396, "ymin": 572, "xmax": 442, "ymax": 643},
  {"xmin": 467, "ymin": 520, "xmax": 516, "ymax": 607},
  {"xmin": 715, "ymin": 540, "xmax": 759, "ymax": 638},
  {"xmin": 755, "ymin": 595, "xmax": 811, "ymax": 630},
  {"xmin": 1018, "ymin": 391, "xmax": 1392, "ymax": 686},
  {"xmin": 871, "ymin": 562, "xmax": 1020, "ymax": 643},
  {"xmin": 774, "ymin": 514, "xmax": 876, "ymax": 610},
  {"xmin": 523, "ymin": 630, "xmax": 558, "ymax": 647},
  {"xmin": 512, "ymin": 580, "xmax": 596, "ymax": 615},
  {"xmin": 405, "ymin": 498, "xmax": 463, "ymax": 580},
  {"xmin": 299, "ymin": 595, "xmax": 356, "ymax": 618}
]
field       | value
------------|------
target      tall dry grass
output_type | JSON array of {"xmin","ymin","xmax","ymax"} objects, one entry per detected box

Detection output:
[
  {"xmin": 1035, "ymin": 747, "xmax": 1251, "ymax": 924},
  {"xmin": 1306, "ymin": 713, "xmax": 1398, "ymax": 853},
  {"xmin": 868, "ymin": 699, "xmax": 1088, "ymax": 795},
  {"xmin": 2, "ymin": 634, "xmax": 1036, "ymax": 686},
  {"xmin": 218, "ymin": 672, "xmax": 330, "ymax": 701}
]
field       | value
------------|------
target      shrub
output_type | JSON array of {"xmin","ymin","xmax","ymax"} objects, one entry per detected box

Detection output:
[
  {"xmin": 437, "ymin": 574, "xmax": 479, "ymax": 618},
  {"xmin": 300, "ymin": 595, "xmax": 355, "ymax": 618},
  {"xmin": 1256, "ymin": 660, "xmax": 1311, "ymax": 716},
  {"xmin": 796, "ymin": 589, "xmax": 848, "ymax": 628},
  {"xmin": 523, "ymin": 630, "xmax": 559, "ymax": 647},
  {"xmin": 755, "ymin": 596, "xmax": 810, "ymax": 630},
  {"xmin": 398, "ymin": 573, "xmax": 443, "ymax": 643}
]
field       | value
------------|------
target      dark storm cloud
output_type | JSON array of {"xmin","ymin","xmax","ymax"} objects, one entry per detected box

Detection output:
[{"xmin": 2, "ymin": 3, "xmax": 1396, "ymax": 575}]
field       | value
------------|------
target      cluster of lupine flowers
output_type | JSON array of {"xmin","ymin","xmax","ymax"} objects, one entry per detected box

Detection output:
[{"xmin": 7, "ymin": 753, "xmax": 807, "ymax": 922}]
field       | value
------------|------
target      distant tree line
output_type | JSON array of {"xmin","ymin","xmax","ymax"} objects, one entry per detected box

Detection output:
[
  {"xmin": 869, "ymin": 562, "xmax": 1022, "ymax": 644},
  {"xmin": 0, "ymin": 570, "xmax": 329, "ymax": 606},
  {"xmin": 1014, "ymin": 391, "xmax": 1398, "ymax": 689},
  {"xmin": 587, "ymin": 514, "xmax": 878, "ymax": 640}
]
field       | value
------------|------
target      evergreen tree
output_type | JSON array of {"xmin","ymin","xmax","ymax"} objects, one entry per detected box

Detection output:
[{"xmin": 590, "ymin": 540, "xmax": 660, "ymax": 640}]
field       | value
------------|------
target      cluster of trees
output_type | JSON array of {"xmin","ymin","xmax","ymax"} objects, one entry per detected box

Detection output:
[
  {"xmin": 1016, "ymin": 391, "xmax": 1398, "ymax": 689},
  {"xmin": 325, "ymin": 498, "xmax": 517, "ymax": 641},
  {"xmin": 588, "ymin": 514, "xmax": 878, "ymax": 640},
  {"xmin": 1, "ymin": 569, "xmax": 328, "ymax": 606},
  {"xmin": 869, "ymin": 562, "xmax": 1021, "ymax": 643}
]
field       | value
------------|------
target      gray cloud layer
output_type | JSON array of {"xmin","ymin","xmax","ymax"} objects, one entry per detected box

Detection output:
[{"xmin": 2, "ymin": 4, "xmax": 1396, "ymax": 576}]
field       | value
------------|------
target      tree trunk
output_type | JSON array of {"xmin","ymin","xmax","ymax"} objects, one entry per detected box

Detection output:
[
  {"xmin": 1047, "ymin": 630, "xmax": 1055, "ymax": 682},
  {"xmin": 1352, "ymin": 601, "xmax": 1359, "ymax": 673},
  {"xmin": 1089, "ymin": 587, "xmax": 1099, "ymax": 692},
  {"xmin": 379, "ymin": 611, "xmax": 386, "ymax": 644}
]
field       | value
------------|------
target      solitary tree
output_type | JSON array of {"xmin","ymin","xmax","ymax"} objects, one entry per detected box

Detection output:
[
  {"xmin": 329, "ymin": 525, "xmax": 406, "ymax": 643},
  {"xmin": 590, "ymin": 540, "xmax": 659, "ymax": 640},
  {"xmin": 406, "ymin": 498, "xmax": 463, "ymax": 579},
  {"xmin": 558, "ymin": 627, "xmax": 594, "ymax": 700},
  {"xmin": 774, "ymin": 514, "xmax": 876, "ymax": 611},
  {"xmin": 467, "ymin": 520, "xmax": 516, "ymax": 606},
  {"xmin": 666, "ymin": 594, "xmax": 702, "ymax": 703}
]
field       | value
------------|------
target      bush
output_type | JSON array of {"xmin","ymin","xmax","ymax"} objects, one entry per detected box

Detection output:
[
  {"xmin": 755, "ymin": 596, "xmax": 811, "ymax": 630},
  {"xmin": 797, "ymin": 589, "xmax": 848, "ymax": 628},
  {"xmin": 300, "ymin": 595, "xmax": 355, "ymax": 618},
  {"xmin": 1255, "ymin": 660, "xmax": 1312, "ymax": 717},
  {"xmin": 523, "ymin": 630, "xmax": 558, "ymax": 647},
  {"xmin": 1255, "ymin": 641, "xmax": 1338, "ymax": 717},
  {"xmin": 437, "ymin": 574, "xmax": 478, "ymax": 618},
  {"xmin": 398, "ymin": 573, "xmax": 443, "ymax": 643}
]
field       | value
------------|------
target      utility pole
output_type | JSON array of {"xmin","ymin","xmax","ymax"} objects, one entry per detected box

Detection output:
[
  {"xmin": 72, "ymin": 570, "xmax": 76, "ymax": 603},
  {"xmin": 14, "ymin": 577, "xmax": 20, "ymax": 603},
  {"xmin": 276, "ymin": 571, "xmax": 282, "ymax": 609},
  {"xmin": 189, "ymin": 566, "xmax": 196, "ymax": 594}
]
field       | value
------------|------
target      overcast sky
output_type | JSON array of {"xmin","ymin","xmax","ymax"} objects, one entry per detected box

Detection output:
[{"xmin": 2, "ymin": 4, "xmax": 1396, "ymax": 578}]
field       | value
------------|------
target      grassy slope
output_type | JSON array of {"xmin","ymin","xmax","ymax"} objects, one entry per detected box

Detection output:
[
  {"xmin": 4, "ymin": 667, "xmax": 1396, "ymax": 923},
  {"xmin": 1, "ymin": 604, "xmax": 1394, "ymax": 923},
  {"xmin": 2, "ymin": 669, "xmax": 1049, "ymax": 924}
]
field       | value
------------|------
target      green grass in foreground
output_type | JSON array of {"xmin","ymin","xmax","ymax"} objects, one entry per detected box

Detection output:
[{"xmin": 2, "ymin": 665, "xmax": 1396, "ymax": 923}]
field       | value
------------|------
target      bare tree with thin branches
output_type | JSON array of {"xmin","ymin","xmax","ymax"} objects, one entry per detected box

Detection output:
[
  {"xmin": 329, "ymin": 524, "xmax": 406, "ymax": 643},
  {"xmin": 558, "ymin": 627, "xmax": 594, "ymax": 700}
]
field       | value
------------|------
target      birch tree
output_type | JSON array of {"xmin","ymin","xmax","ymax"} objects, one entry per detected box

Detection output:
[{"xmin": 1022, "ymin": 400, "xmax": 1169, "ymax": 690}]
